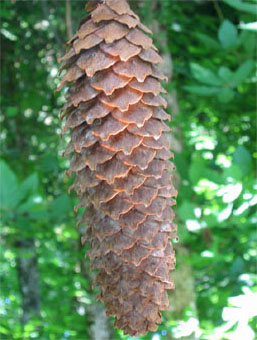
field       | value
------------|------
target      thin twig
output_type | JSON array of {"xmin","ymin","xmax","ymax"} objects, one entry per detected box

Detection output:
[{"xmin": 213, "ymin": 0, "xmax": 224, "ymax": 22}]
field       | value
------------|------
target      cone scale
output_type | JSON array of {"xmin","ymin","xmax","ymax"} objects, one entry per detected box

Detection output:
[{"xmin": 58, "ymin": 0, "xmax": 178, "ymax": 336}]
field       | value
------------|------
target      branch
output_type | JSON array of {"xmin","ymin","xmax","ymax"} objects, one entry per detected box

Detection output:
[{"xmin": 213, "ymin": 0, "xmax": 224, "ymax": 22}]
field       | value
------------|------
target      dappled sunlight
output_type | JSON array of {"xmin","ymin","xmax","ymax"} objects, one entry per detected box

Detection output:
[
  {"xmin": 0, "ymin": 0, "xmax": 256, "ymax": 339},
  {"xmin": 212, "ymin": 288, "xmax": 257, "ymax": 340}
]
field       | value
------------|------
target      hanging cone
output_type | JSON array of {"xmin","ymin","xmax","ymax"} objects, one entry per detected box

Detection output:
[{"xmin": 58, "ymin": 0, "xmax": 178, "ymax": 336}]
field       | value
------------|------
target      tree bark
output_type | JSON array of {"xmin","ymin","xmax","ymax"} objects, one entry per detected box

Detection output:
[
  {"xmin": 78, "ymin": 231, "xmax": 113, "ymax": 340},
  {"xmin": 65, "ymin": 0, "xmax": 73, "ymax": 40},
  {"xmin": 87, "ymin": 303, "xmax": 113, "ymax": 340},
  {"xmin": 16, "ymin": 238, "xmax": 40, "ymax": 325}
]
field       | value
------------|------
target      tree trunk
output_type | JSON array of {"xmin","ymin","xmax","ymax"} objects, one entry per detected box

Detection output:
[
  {"xmin": 87, "ymin": 303, "xmax": 113, "ymax": 340},
  {"xmin": 16, "ymin": 238, "xmax": 40, "ymax": 325},
  {"xmin": 65, "ymin": 0, "xmax": 73, "ymax": 40},
  {"xmin": 78, "ymin": 232, "xmax": 113, "ymax": 340}
]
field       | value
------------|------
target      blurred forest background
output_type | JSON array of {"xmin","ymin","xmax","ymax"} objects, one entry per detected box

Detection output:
[{"xmin": 0, "ymin": 0, "xmax": 256, "ymax": 339}]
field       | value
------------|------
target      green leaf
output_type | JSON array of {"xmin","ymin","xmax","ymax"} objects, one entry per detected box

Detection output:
[
  {"xmin": 233, "ymin": 146, "xmax": 252, "ymax": 176},
  {"xmin": 195, "ymin": 32, "xmax": 220, "ymax": 49},
  {"xmin": 203, "ymin": 214, "xmax": 218, "ymax": 227},
  {"xmin": 190, "ymin": 63, "xmax": 222, "ymax": 86},
  {"xmin": 0, "ymin": 325, "xmax": 9, "ymax": 335},
  {"xmin": 0, "ymin": 160, "xmax": 20, "ymax": 209},
  {"xmin": 240, "ymin": 31, "xmax": 256, "ymax": 53},
  {"xmin": 17, "ymin": 195, "xmax": 42, "ymax": 215},
  {"xmin": 19, "ymin": 173, "xmax": 38, "ymax": 200},
  {"xmin": 178, "ymin": 201, "xmax": 196, "ymax": 221},
  {"xmin": 218, "ymin": 20, "xmax": 238, "ymax": 48},
  {"xmin": 203, "ymin": 169, "xmax": 224, "ymax": 185},
  {"xmin": 184, "ymin": 85, "xmax": 220, "ymax": 96},
  {"xmin": 223, "ymin": 0, "xmax": 257, "ymax": 14},
  {"xmin": 189, "ymin": 154, "xmax": 206, "ymax": 183},
  {"xmin": 230, "ymin": 60, "xmax": 255, "ymax": 87},
  {"xmin": 6, "ymin": 107, "xmax": 18, "ymax": 117},
  {"xmin": 229, "ymin": 256, "xmax": 244, "ymax": 276},
  {"xmin": 29, "ymin": 209, "xmax": 49, "ymax": 220},
  {"xmin": 50, "ymin": 194, "xmax": 72, "ymax": 221},
  {"xmin": 223, "ymin": 165, "xmax": 243, "ymax": 182},
  {"xmin": 218, "ymin": 88, "xmax": 235, "ymax": 103},
  {"xmin": 218, "ymin": 66, "xmax": 233, "ymax": 81}
]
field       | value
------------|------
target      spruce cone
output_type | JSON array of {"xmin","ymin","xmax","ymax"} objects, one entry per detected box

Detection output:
[{"xmin": 58, "ymin": 0, "xmax": 178, "ymax": 336}]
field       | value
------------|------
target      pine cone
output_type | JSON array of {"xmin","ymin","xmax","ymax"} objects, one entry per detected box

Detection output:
[{"xmin": 58, "ymin": 0, "xmax": 177, "ymax": 336}]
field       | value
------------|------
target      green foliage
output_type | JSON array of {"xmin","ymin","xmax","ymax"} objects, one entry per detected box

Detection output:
[
  {"xmin": 0, "ymin": 0, "xmax": 256, "ymax": 340},
  {"xmin": 184, "ymin": 13, "xmax": 255, "ymax": 105},
  {"xmin": 0, "ymin": 161, "xmax": 19, "ymax": 209},
  {"xmin": 218, "ymin": 19, "xmax": 238, "ymax": 48},
  {"xmin": 223, "ymin": 0, "xmax": 257, "ymax": 14},
  {"xmin": 230, "ymin": 60, "xmax": 255, "ymax": 87},
  {"xmin": 233, "ymin": 145, "xmax": 252, "ymax": 175}
]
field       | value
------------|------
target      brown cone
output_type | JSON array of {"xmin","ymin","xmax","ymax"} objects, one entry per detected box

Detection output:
[{"xmin": 58, "ymin": 0, "xmax": 177, "ymax": 336}]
